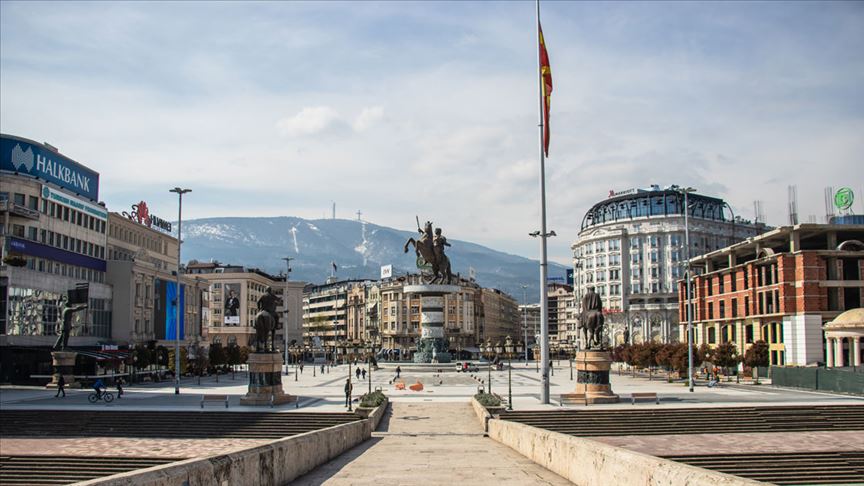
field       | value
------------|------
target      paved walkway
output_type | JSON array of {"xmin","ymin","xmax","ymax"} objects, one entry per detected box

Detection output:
[{"xmin": 290, "ymin": 402, "xmax": 572, "ymax": 485}]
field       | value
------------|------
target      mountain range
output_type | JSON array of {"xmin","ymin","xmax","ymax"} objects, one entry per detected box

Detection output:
[{"xmin": 179, "ymin": 217, "xmax": 568, "ymax": 302}]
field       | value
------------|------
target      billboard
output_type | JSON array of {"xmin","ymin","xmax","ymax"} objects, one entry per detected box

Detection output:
[
  {"xmin": 566, "ymin": 268, "xmax": 574, "ymax": 285},
  {"xmin": 380, "ymin": 264, "xmax": 393, "ymax": 279},
  {"xmin": 223, "ymin": 283, "xmax": 241, "ymax": 325},
  {"xmin": 42, "ymin": 185, "xmax": 107, "ymax": 221},
  {"xmin": 154, "ymin": 279, "xmax": 185, "ymax": 340},
  {"xmin": 1, "ymin": 134, "xmax": 100, "ymax": 201}
]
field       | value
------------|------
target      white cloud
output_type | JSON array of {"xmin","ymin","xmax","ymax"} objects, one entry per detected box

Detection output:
[
  {"xmin": 276, "ymin": 106, "xmax": 343, "ymax": 137},
  {"xmin": 353, "ymin": 106, "xmax": 384, "ymax": 132}
]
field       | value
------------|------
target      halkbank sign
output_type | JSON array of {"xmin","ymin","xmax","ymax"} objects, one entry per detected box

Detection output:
[{"xmin": 0, "ymin": 134, "xmax": 100, "ymax": 202}]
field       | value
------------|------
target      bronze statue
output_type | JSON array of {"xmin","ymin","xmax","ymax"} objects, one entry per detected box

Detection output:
[
  {"xmin": 53, "ymin": 299, "xmax": 88, "ymax": 351},
  {"xmin": 253, "ymin": 287, "xmax": 282, "ymax": 352},
  {"xmin": 579, "ymin": 286, "xmax": 605, "ymax": 349},
  {"xmin": 404, "ymin": 219, "xmax": 453, "ymax": 284}
]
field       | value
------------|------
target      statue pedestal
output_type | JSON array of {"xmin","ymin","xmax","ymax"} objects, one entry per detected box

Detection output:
[
  {"xmin": 46, "ymin": 351, "xmax": 80, "ymax": 389},
  {"xmin": 404, "ymin": 285, "xmax": 460, "ymax": 363},
  {"xmin": 572, "ymin": 350, "xmax": 619, "ymax": 404},
  {"xmin": 240, "ymin": 352, "xmax": 296, "ymax": 406}
]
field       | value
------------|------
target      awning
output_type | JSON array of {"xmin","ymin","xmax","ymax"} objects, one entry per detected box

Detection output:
[
  {"xmin": 75, "ymin": 350, "xmax": 130, "ymax": 361},
  {"xmin": 462, "ymin": 347, "xmax": 481, "ymax": 353}
]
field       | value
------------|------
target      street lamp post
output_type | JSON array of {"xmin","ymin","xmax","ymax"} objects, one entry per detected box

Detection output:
[
  {"xmin": 282, "ymin": 257, "xmax": 293, "ymax": 375},
  {"xmin": 521, "ymin": 285, "xmax": 529, "ymax": 364},
  {"xmin": 672, "ymin": 185, "xmax": 697, "ymax": 393},
  {"xmin": 504, "ymin": 336, "xmax": 514, "ymax": 411},
  {"xmin": 169, "ymin": 187, "xmax": 191, "ymax": 395}
]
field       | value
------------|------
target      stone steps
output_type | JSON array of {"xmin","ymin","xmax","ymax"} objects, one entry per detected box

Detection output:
[
  {"xmin": 663, "ymin": 451, "xmax": 864, "ymax": 485},
  {"xmin": 501, "ymin": 404, "xmax": 864, "ymax": 437},
  {"xmin": 0, "ymin": 456, "xmax": 176, "ymax": 485},
  {"xmin": 0, "ymin": 410, "xmax": 362, "ymax": 440}
]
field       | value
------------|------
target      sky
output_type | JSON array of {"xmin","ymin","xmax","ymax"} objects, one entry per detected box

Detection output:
[{"xmin": 2, "ymin": 1, "xmax": 863, "ymax": 264}]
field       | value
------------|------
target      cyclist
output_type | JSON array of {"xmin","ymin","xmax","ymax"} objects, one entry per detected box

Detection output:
[{"xmin": 93, "ymin": 378, "xmax": 105, "ymax": 400}]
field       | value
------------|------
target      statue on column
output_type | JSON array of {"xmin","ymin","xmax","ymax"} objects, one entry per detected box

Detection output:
[
  {"xmin": 403, "ymin": 218, "xmax": 453, "ymax": 284},
  {"xmin": 53, "ymin": 298, "xmax": 88, "ymax": 351},
  {"xmin": 579, "ymin": 286, "xmax": 605, "ymax": 350}
]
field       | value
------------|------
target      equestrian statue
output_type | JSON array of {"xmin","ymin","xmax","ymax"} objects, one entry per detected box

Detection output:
[
  {"xmin": 403, "ymin": 218, "xmax": 453, "ymax": 284},
  {"xmin": 579, "ymin": 286, "xmax": 605, "ymax": 350},
  {"xmin": 253, "ymin": 287, "xmax": 283, "ymax": 353}
]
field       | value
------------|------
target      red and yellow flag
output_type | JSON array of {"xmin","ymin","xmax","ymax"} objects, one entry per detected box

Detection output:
[{"xmin": 539, "ymin": 21, "xmax": 553, "ymax": 157}]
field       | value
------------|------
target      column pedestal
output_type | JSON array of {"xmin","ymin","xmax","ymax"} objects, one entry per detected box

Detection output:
[
  {"xmin": 240, "ymin": 352, "xmax": 296, "ymax": 406},
  {"xmin": 404, "ymin": 285, "xmax": 459, "ymax": 364},
  {"xmin": 572, "ymin": 350, "xmax": 619, "ymax": 404},
  {"xmin": 46, "ymin": 351, "xmax": 80, "ymax": 389}
]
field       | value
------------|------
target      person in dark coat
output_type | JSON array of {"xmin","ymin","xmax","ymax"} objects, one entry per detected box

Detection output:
[
  {"xmin": 55, "ymin": 374, "xmax": 66, "ymax": 398},
  {"xmin": 344, "ymin": 378, "xmax": 353, "ymax": 407},
  {"xmin": 116, "ymin": 378, "xmax": 124, "ymax": 399},
  {"xmin": 355, "ymin": 367, "xmax": 361, "ymax": 379},
  {"xmin": 396, "ymin": 366, "xmax": 402, "ymax": 378}
]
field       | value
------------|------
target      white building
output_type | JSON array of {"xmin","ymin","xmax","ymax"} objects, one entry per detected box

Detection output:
[{"xmin": 571, "ymin": 186, "xmax": 767, "ymax": 346}]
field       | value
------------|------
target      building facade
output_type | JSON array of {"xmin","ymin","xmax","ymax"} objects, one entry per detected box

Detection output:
[
  {"xmin": 480, "ymin": 288, "xmax": 521, "ymax": 342},
  {"xmin": 187, "ymin": 262, "xmax": 303, "ymax": 352},
  {"xmin": 106, "ymin": 210, "xmax": 206, "ymax": 351},
  {"xmin": 679, "ymin": 223, "xmax": 864, "ymax": 367},
  {"xmin": 302, "ymin": 275, "xmax": 495, "ymax": 360},
  {"xmin": 1, "ymin": 134, "xmax": 113, "ymax": 382},
  {"xmin": 572, "ymin": 186, "xmax": 767, "ymax": 347}
]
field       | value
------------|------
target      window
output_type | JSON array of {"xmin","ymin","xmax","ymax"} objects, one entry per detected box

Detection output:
[
  {"xmin": 744, "ymin": 296, "xmax": 750, "ymax": 316},
  {"xmin": 12, "ymin": 224, "xmax": 25, "ymax": 237},
  {"xmin": 27, "ymin": 226, "xmax": 37, "ymax": 241},
  {"xmin": 13, "ymin": 193, "xmax": 25, "ymax": 205},
  {"xmin": 609, "ymin": 239, "xmax": 620, "ymax": 251},
  {"xmin": 731, "ymin": 298, "xmax": 738, "ymax": 318},
  {"xmin": 670, "ymin": 234, "xmax": 682, "ymax": 247},
  {"xmin": 631, "ymin": 283, "xmax": 642, "ymax": 293},
  {"xmin": 708, "ymin": 302, "xmax": 714, "ymax": 320},
  {"xmin": 609, "ymin": 269, "xmax": 620, "ymax": 280},
  {"xmin": 731, "ymin": 272, "xmax": 737, "ymax": 292},
  {"xmin": 719, "ymin": 300, "xmax": 726, "ymax": 318},
  {"xmin": 650, "ymin": 251, "xmax": 658, "ymax": 263},
  {"xmin": 745, "ymin": 324, "xmax": 754, "ymax": 344},
  {"xmin": 28, "ymin": 195, "xmax": 39, "ymax": 210},
  {"xmin": 718, "ymin": 275, "xmax": 725, "ymax": 294},
  {"xmin": 630, "ymin": 237, "xmax": 640, "ymax": 249},
  {"xmin": 708, "ymin": 327, "xmax": 717, "ymax": 344}
]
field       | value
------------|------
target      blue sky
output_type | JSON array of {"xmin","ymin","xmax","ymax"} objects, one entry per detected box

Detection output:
[{"xmin": 2, "ymin": 1, "xmax": 863, "ymax": 264}]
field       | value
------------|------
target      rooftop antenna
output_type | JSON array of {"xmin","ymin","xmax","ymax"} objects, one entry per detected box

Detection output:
[
  {"xmin": 788, "ymin": 185, "xmax": 799, "ymax": 225},
  {"xmin": 824, "ymin": 186, "xmax": 835, "ymax": 223}
]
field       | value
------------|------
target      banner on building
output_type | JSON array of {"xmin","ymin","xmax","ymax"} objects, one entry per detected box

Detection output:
[
  {"xmin": 566, "ymin": 268, "xmax": 574, "ymax": 285},
  {"xmin": 154, "ymin": 279, "xmax": 185, "ymax": 340},
  {"xmin": 223, "ymin": 283, "xmax": 241, "ymax": 324},
  {"xmin": 380, "ymin": 264, "xmax": 393, "ymax": 279},
  {"xmin": 1, "ymin": 134, "xmax": 100, "ymax": 201}
]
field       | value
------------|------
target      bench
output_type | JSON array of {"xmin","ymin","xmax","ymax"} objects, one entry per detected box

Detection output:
[
  {"xmin": 201, "ymin": 394, "xmax": 229, "ymax": 409},
  {"xmin": 560, "ymin": 393, "xmax": 588, "ymax": 406},
  {"xmin": 631, "ymin": 392, "xmax": 659, "ymax": 405}
]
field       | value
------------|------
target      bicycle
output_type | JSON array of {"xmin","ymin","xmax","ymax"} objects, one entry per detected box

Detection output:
[{"xmin": 88, "ymin": 390, "xmax": 114, "ymax": 403}]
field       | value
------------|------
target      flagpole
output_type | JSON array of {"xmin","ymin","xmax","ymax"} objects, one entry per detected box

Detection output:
[{"xmin": 535, "ymin": 0, "xmax": 551, "ymax": 405}]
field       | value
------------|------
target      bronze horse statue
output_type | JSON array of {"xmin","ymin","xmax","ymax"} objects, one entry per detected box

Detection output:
[
  {"xmin": 253, "ymin": 309, "xmax": 280, "ymax": 353},
  {"xmin": 403, "ymin": 221, "xmax": 452, "ymax": 284},
  {"xmin": 579, "ymin": 287, "xmax": 605, "ymax": 349}
]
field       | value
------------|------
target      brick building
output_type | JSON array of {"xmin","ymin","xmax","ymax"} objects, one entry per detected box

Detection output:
[{"xmin": 679, "ymin": 223, "xmax": 864, "ymax": 366}]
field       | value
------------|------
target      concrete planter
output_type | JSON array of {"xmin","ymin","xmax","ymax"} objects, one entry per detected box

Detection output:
[{"xmin": 357, "ymin": 397, "xmax": 389, "ymax": 433}]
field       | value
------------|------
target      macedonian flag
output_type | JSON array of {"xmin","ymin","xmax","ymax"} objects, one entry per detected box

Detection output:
[{"xmin": 539, "ymin": 21, "xmax": 553, "ymax": 157}]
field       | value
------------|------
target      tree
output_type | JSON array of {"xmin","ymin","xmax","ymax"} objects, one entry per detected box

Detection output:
[
  {"xmin": 712, "ymin": 342, "xmax": 740, "ymax": 376},
  {"xmin": 226, "ymin": 344, "xmax": 242, "ymax": 379},
  {"xmin": 743, "ymin": 340, "xmax": 769, "ymax": 383},
  {"xmin": 209, "ymin": 343, "xmax": 226, "ymax": 369}
]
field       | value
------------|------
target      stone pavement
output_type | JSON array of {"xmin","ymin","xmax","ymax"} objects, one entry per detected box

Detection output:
[
  {"xmin": 0, "ymin": 437, "xmax": 269, "ymax": 459},
  {"xmin": 593, "ymin": 430, "xmax": 864, "ymax": 456},
  {"xmin": 290, "ymin": 402, "xmax": 572, "ymax": 485}
]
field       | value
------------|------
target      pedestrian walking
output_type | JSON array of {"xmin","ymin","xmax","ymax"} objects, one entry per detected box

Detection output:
[
  {"xmin": 299, "ymin": 363, "xmax": 304, "ymax": 374},
  {"xmin": 321, "ymin": 364, "xmax": 325, "ymax": 374},
  {"xmin": 396, "ymin": 366, "xmax": 402, "ymax": 379},
  {"xmin": 355, "ymin": 367, "xmax": 361, "ymax": 379},
  {"xmin": 362, "ymin": 368, "xmax": 367, "ymax": 380},
  {"xmin": 344, "ymin": 378, "xmax": 353, "ymax": 407},
  {"xmin": 116, "ymin": 378, "xmax": 124, "ymax": 399},
  {"xmin": 55, "ymin": 374, "xmax": 66, "ymax": 398}
]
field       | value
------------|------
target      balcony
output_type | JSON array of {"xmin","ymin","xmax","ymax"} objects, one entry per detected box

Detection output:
[{"xmin": 0, "ymin": 200, "xmax": 40, "ymax": 221}]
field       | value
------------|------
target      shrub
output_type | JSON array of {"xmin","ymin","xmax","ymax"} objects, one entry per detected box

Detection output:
[
  {"xmin": 474, "ymin": 392, "xmax": 502, "ymax": 407},
  {"xmin": 359, "ymin": 390, "xmax": 387, "ymax": 408}
]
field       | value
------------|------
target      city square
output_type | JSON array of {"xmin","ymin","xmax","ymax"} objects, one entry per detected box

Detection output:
[{"xmin": 2, "ymin": 0, "xmax": 864, "ymax": 485}]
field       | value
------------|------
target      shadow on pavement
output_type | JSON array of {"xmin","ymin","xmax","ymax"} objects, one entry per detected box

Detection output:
[{"xmin": 288, "ymin": 437, "xmax": 383, "ymax": 485}]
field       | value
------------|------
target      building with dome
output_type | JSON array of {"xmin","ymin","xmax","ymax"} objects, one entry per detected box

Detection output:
[{"xmin": 570, "ymin": 186, "xmax": 767, "ymax": 347}]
